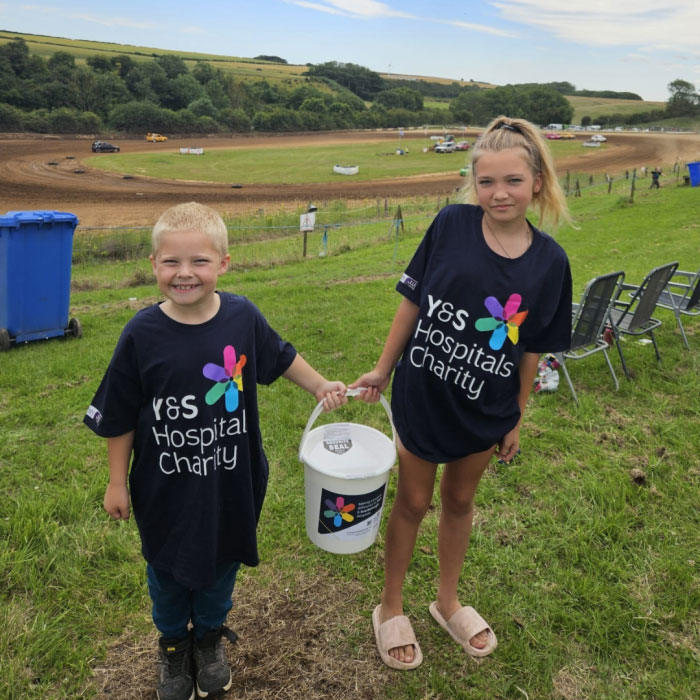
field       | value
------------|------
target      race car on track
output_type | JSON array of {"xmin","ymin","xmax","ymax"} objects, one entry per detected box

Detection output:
[{"xmin": 91, "ymin": 141, "xmax": 120, "ymax": 152}]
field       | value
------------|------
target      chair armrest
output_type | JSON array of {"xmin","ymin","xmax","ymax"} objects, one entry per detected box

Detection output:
[{"xmin": 671, "ymin": 270, "xmax": 695, "ymax": 282}]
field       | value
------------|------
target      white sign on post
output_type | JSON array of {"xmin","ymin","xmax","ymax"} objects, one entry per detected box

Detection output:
[{"xmin": 300, "ymin": 212, "xmax": 316, "ymax": 232}]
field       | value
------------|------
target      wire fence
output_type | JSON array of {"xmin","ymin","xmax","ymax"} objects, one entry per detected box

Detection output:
[{"xmin": 72, "ymin": 162, "xmax": 697, "ymax": 267}]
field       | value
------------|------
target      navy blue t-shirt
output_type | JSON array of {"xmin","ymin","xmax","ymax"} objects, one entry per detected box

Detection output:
[
  {"xmin": 392, "ymin": 204, "xmax": 571, "ymax": 462},
  {"xmin": 84, "ymin": 292, "xmax": 296, "ymax": 589}
]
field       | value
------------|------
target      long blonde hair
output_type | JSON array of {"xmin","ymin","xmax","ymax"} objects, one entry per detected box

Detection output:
[{"xmin": 461, "ymin": 115, "xmax": 572, "ymax": 230}]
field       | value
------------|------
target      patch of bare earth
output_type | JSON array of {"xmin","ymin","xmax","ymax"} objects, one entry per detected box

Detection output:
[{"xmin": 90, "ymin": 568, "xmax": 386, "ymax": 700}]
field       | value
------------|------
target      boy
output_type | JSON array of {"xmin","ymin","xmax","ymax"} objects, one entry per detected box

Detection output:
[{"xmin": 84, "ymin": 202, "xmax": 346, "ymax": 700}]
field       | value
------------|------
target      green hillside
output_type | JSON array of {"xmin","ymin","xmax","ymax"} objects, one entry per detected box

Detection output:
[{"xmin": 0, "ymin": 29, "xmax": 310, "ymax": 85}]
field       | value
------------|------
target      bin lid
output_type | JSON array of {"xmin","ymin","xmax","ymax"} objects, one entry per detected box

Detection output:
[{"xmin": 0, "ymin": 211, "xmax": 79, "ymax": 228}]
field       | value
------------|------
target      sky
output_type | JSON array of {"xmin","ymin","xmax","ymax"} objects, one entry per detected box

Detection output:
[{"xmin": 2, "ymin": 0, "xmax": 699, "ymax": 102}]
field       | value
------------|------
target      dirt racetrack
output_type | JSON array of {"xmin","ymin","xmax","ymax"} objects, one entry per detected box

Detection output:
[{"xmin": 1, "ymin": 129, "xmax": 699, "ymax": 226}]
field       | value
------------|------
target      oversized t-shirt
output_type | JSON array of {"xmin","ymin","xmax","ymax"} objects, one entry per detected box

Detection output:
[
  {"xmin": 84, "ymin": 292, "xmax": 296, "ymax": 589},
  {"xmin": 392, "ymin": 204, "xmax": 572, "ymax": 462}
]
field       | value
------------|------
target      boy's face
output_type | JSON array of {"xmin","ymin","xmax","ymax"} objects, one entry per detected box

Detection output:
[{"xmin": 150, "ymin": 230, "xmax": 230, "ymax": 312}]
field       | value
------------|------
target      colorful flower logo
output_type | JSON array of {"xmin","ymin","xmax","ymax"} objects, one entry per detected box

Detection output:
[
  {"xmin": 324, "ymin": 496, "xmax": 356, "ymax": 528},
  {"xmin": 475, "ymin": 293, "xmax": 529, "ymax": 350},
  {"xmin": 203, "ymin": 345, "xmax": 247, "ymax": 412}
]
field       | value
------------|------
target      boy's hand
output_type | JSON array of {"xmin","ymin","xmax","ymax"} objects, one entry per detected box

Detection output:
[
  {"xmin": 104, "ymin": 483, "xmax": 130, "ymax": 520},
  {"xmin": 315, "ymin": 381, "xmax": 348, "ymax": 412},
  {"xmin": 349, "ymin": 370, "xmax": 391, "ymax": 403}
]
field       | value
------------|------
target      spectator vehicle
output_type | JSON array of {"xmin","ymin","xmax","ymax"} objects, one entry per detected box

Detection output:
[
  {"xmin": 435, "ymin": 141, "xmax": 457, "ymax": 153},
  {"xmin": 146, "ymin": 133, "xmax": 168, "ymax": 142},
  {"xmin": 91, "ymin": 141, "xmax": 120, "ymax": 153}
]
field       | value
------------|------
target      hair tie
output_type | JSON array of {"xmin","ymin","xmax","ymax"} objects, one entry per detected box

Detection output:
[{"xmin": 496, "ymin": 122, "xmax": 522, "ymax": 134}]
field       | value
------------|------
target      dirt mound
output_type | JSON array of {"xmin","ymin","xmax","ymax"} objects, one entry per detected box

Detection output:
[{"xmin": 1, "ymin": 130, "xmax": 698, "ymax": 226}]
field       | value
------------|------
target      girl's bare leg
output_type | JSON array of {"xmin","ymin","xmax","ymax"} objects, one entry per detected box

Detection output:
[
  {"xmin": 378, "ymin": 438, "xmax": 438, "ymax": 663},
  {"xmin": 435, "ymin": 446, "xmax": 496, "ymax": 649}
]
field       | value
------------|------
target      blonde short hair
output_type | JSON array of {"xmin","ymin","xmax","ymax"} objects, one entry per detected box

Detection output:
[
  {"xmin": 461, "ymin": 116, "xmax": 571, "ymax": 230},
  {"xmin": 152, "ymin": 202, "xmax": 229, "ymax": 256}
]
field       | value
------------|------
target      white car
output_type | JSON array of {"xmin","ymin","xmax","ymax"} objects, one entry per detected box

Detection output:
[
  {"xmin": 435, "ymin": 141, "xmax": 456, "ymax": 153},
  {"xmin": 590, "ymin": 134, "xmax": 607, "ymax": 142}
]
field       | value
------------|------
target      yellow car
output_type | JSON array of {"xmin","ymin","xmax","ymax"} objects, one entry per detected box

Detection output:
[
  {"xmin": 146, "ymin": 133, "xmax": 168, "ymax": 142},
  {"xmin": 560, "ymin": 131, "xmax": 576, "ymax": 139}
]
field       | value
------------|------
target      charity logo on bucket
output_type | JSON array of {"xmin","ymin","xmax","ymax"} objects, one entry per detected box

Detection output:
[{"xmin": 317, "ymin": 484, "xmax": 386, "ymax": 536}]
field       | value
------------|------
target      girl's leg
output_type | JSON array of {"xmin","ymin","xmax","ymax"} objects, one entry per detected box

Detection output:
[
  {"xmin": 379, "ymin": 438, "xmax": 438, "ymax": 663},
  {"xmin": 435, "ymin": 445, "xmax": 496, "ymax": 649}
]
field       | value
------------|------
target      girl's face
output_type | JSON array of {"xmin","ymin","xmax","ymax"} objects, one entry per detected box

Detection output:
[{"xmin": 474, "ymin": 147, "xmax": 542, "ymax": 226}]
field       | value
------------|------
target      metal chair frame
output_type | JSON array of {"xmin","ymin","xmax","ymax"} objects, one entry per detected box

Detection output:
[
  {"xmin": 608, "ymin": 262, "xmax": 679, "ymax": 378},
  {"xmin": 555, "ymin": 270, "xmax": 625, "ymax": 404}
]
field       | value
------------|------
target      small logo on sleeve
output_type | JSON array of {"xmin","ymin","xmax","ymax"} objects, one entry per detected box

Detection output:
[
  {"xmin": 400, "ymin": 273, "xmax": 418, "ymax": 291},
  {"xmin": 86, "ymin": 405, "xmax": 103, "ymax": 425}
]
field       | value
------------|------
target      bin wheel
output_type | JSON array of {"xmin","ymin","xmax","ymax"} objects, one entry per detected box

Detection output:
[
  {"xmin": 68, "ymin": 317, "xmax": 83, "ymax": 339},
  {"xmin": 0, "ymin": 328, "xmax": 10, "ymax": 351}
]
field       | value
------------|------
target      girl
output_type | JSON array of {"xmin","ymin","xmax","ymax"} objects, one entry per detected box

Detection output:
[{"xmin": 351, "ymin": 116, "xmax": 572, "ymax": 669}]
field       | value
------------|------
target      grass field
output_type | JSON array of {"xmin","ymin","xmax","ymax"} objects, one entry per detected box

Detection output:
[
  {"xmin": 0, "ymin": 30, "xmax": 310, "ymax": 85},
  {"xmin": 2, "ymin": 176, "xmax": 699, "ymax": 699},
  {"xmin": 88, "ymin": 139, "xmax": 586, "ymax": 185},
  {"xmin": 568, "ymin": 95, "xmax": 667, "ymax": 124}
]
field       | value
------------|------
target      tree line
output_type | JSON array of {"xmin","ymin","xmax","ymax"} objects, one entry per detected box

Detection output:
[{"xmin": 0, "ymin": 38, "xmax": 694, "ymax": 135}]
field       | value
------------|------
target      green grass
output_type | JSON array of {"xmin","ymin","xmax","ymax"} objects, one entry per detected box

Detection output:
[
  {"xmin": 568, "ymin": 95, "xmax": 667, "ymax": 124},
  {"xmin": 0, "ymin": 30, "xmax": 311, "ymax": 85},
  {"xmin": 2, "ymin": 182, "xmax": 700, "ymax": 699},
  {"xmin": 87, "ymin": 139, "xmax": 591, "ymax": 185}
]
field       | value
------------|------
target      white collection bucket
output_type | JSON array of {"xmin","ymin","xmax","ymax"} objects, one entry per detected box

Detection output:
[{"xmin": 298, "ymin": 389, "xmax": 396, "ymax": 554}]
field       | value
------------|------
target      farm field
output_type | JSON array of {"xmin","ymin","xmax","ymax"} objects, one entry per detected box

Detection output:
[
  {"xmin": 2, "ymin": 181, "xmax": 700, "ymax": 700},
  {"xmin": 0, "ymin": 30, "xmax": 310, "ymax": 84},
  {"xmin": 568, "ymin": 95, "xmax": 666, "ymax": 123}
]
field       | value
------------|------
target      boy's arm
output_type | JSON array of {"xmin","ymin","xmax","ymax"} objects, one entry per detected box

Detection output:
[
  {"xmin": 282, "ymin": 354, "xmax": 347, "ymax": 412},
  {"xmin": 104, "ymin": 431, "xmax": 134, "ymax": 520},
  {"xmin": 350, "ymin": 297, "xmax": 420, "ymax": 402}
]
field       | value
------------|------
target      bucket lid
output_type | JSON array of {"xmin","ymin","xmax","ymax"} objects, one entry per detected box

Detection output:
[{"xmin": 300, "ymin": 422, "xmax": 396, "ymax": 479}]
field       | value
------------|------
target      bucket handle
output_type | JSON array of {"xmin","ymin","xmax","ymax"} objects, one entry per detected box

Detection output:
[{"xmin": 298, "ymin": 388, "xmax": 395, "ymax": 461}]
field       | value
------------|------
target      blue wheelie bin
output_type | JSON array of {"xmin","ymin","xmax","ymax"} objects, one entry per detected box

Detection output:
[{"xmin": 0, "ymin": 210, "xmax": 81, "ymax": 350}]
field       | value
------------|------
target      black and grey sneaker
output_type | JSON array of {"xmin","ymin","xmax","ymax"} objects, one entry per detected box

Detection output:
[
  {"xmin": 192, "ymin": 625, "xmax": 238, "ymax": 698},
  {"xmin": 156, "ymin": 635, "xmax": 194, "ymax": 700}
]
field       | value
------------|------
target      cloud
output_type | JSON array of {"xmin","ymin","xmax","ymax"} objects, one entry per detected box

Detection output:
[
  {"xmin": 492, "ymin": 0, "xmax": 700, "ymax": 55},
  {"xmin": 443, "ymin": 19, "xmax": 518, "ymax": 38},
  {"xmin": 20, "ymin": 5, "xmax": 155, "ymax": 29},
  {"xmin": 283, "ymin": 0, "xmax": 415, "ymax": 19},
  {"xmin": 70, "ymin": 13, "xmax": 156, "ymax": 30}
]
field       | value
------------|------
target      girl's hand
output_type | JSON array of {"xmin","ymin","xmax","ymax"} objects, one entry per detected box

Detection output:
[
  {"xmin": 104, "ymin": 483, "xmax": 130, "ymax": 520},
  {"xmin": 349, "ymin": 370, "xmax": 391, "ymax": 403},
  {"xmin": 497, "ymin": 425, "xmax": 520, "ymax": 463},
  {"xmin": 314, "ymin": 381, "xmax": 347, "ymax": 412}
]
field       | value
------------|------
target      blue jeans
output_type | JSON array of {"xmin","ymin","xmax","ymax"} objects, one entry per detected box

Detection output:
[{"xmin": 146, "ymin": 561, "xmax": 241, "ymax": 641}]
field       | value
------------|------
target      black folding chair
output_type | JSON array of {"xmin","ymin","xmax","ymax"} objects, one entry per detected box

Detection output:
[
  {"xmin": 608, "ymin": 262, "xmax": 678, "ymax": 378},
  {"xmin": 654, "ymin": 266, "xmax": 700, "ymax": 349},
  {"xmin": 555, "ymin": 270, "xmax": 625, "ymax": 404}
]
